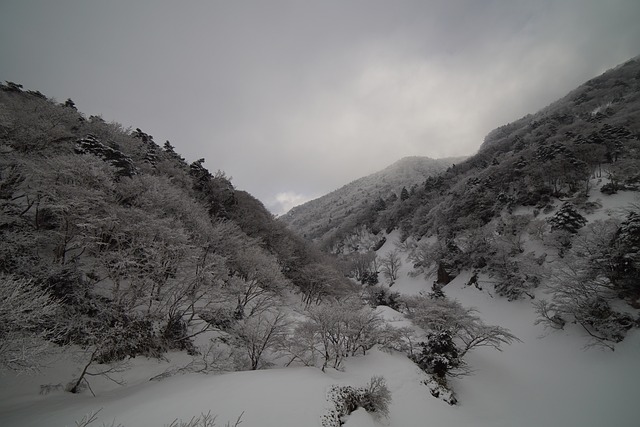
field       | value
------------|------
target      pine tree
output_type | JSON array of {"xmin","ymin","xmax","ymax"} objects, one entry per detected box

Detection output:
[
  {"xmin": 64, "ymin": 98, "xmax": 77, "ymax": 110},
  {"xmin": 411, "ymin": 331, "xmax": 460, "ymax": 379},
  {"xmin": 547, "ymin": 202, "xmax": 587, "ymax": 233},
  {"xmin": 400, "ymin": 186, "xmax": 409, "ymax": 201}
]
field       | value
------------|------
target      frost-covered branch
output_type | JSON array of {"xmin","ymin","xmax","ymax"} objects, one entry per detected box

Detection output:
[{"xmin": 0, "ymin": 275, "xmax": 61, "ymax": 372}]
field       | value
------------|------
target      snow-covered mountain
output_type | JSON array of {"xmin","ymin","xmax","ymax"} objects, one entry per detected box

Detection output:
[
  {"xmin": 280, "ymin": 156, "xmax": 461, "ymax": 246},
  {"xmin": 2, "ymin": 58, "xmax": 640, "ymax": 427},
  {"xmin": 283, "ymin": 56, "xmax": 640, "ymax": 255}
]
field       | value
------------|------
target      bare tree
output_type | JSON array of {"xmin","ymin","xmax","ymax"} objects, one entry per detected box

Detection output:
[
  {"xmin": 346, "ymin": 251, "xmax": 378, "ymax": 283},
  {"xmin": 66, "ymin": 343, "xmax": 129, "ymax": 396},
  {"xmin": 277, "ymin": 320, "xmax": 322, "ymax": 367},
  {"xmin": 225, "ymin": 246, "xmax": 287, "ymax": 319},
  {"xmin": 233, "ymin": 309, "xmax": 291, "ymax": 370},
  {"xmin": 302, "ymin": 299, "xmax": 387, "ymax": 371},
  {"xmin": 404, "ymin": 295, "xmax": 520, "ymax": 362},
  {"xmin": 379, "ymin": 250, "xmax": 402, "ymax": 284},
  {"xmin": 297, "ymin": 263, "xmax": 342, "ymax": 308},
  {"xmin": 0, "ymin": 275, "xmax": 61, "ymax": 372},
  {"xmin": 536, "ymin": 219, "xmax": 636, "ymax": 350},
  {"xmin": 457, "ymin": 321, "xmax": 520, "ymax": 358}
]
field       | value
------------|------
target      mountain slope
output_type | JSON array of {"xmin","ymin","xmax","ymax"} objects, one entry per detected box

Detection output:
[
  {"xmin": 278, "ymin": 57, "xmax": 640, "ymax": 346},
  {"xmin": 2, "ymin": 235, "xmax": 638, "ymax": 427},
  {"xmin": 391, "ymin": 56, "xmax": 640, "ymax": 240},
  {"xmin": 282, "ymin": 56, "xmax": 640, "ymax": 252},
  {"xmin": 280, "ymin": 156, "xmax": 461, "ymax": 247},
  {"xmin": 0, "ymin": 81, "xmax": 355, "ymax": 374},
  {"xmin": 1, "ymin": 59, "xmax": 640, "ymax": 427}
]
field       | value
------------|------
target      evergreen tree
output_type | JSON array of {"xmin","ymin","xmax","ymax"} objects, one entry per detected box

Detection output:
[
  {"xmin": 609, "ymin": 212, "xmax": 640, "ymax": 298},
  {"xmin": 64, "ymin": 98, "xmax": 77, "ymax": 110},
  {"xmin": 373, "ymin": 197, "xmax": 386, "ymax": 212},
  {"xmin": 162, "ymin": 140, "xmax": 186, "ymax": 164},
  {"xmin": 400, "ymin": 187, "xmax": 409, "ymax": 201},
  {"xmin": 411, "ymin": 331, "xmax": 460, "ymax": 379},
  {"xmin": 547, "ymin": 202, "xmax": 587, "ymax": 233}
]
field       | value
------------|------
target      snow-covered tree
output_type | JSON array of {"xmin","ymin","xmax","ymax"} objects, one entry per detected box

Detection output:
[
  {"xmin": 297, "ymin": 263, "xmax": 342, "ymax": 308},
  {"xmin": 404, "ymin": 295, "xmax": 519, "ymax": 367},
  {"xmin": 345, "ymin": 251, "xmax": 378, "ymax": 284},
  {"xmin": 608, "ymin": 211, "xmax": 640, "ymax": 298},
  {"xmin": 296, "ymin": 300, "xmax": 387, "ymax": 371},
  {"xmin": 0, "ymin": 275, "xmax": 61, "ymax": 372},
  {"xmin": 225, "ymin": 245, "xmax": 288, "ymax": 319},
  {"xmin": 411, "ymin": 331, "xmax": 460, "ymax": 380},
  {"xmin": 536, "ymin": 218, "xmax": 637, "ymax": 349},
  {"xmin": 400, "ymin": 186, "xmax": 410, "ymax": 201},
  {"xmin": 379, "ymin": 250, "xmax": 402, "ymax": 284},
  {"xmin": 547, "ymin": 202, "xmax": 587, "ymax": 234},
  {"xmin": 233, "ymin": 309, "xmax": 291, "ymax": 370}
]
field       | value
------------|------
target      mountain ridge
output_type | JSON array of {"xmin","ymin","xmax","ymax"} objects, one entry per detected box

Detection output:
[{"xmin": 280, "ymin": 155, "xmax": 462, "ymax": 246}]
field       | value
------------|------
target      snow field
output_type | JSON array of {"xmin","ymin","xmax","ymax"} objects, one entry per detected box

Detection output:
[{"xmin": 2, "ymin": 206, "xmax": 640, "ymax": 426}]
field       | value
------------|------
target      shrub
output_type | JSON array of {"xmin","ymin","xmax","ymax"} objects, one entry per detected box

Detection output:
[
  {"xmin": 360, "ymin": 270, "xmax": 379, "ymax": 286},
  {"xmin": 411, "ymin": 331, "xmax": 460, "ymax": 380},
  {"xmin": 322, "ymin": 376, "xmax": 392, "ymax": 426},
  {"xmin": 362, "ymin": 285, "xmax": 402, "ymax": 311},
  {"xmin": 167, "ymin": 411, "xmax": 244, "ymax": 427},
  {"xmin": 600, "ymin": 182, "xmax": 618, "ymax": 194},
  {"xmin": 0, "ymin": 274, "xmax": 61, "ymax": 372},
  {"xmin": 72, "ymin": 409, "xmax": 243, "ymax": 427},
  {"xmin": 360, "ymin": 376, "xmax": 392, "ymax": 418}
]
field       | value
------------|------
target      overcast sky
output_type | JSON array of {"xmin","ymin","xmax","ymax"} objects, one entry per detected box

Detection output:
[{"xmin": 1, "ymin": 1, "xmax": 639, "ymax": 214}]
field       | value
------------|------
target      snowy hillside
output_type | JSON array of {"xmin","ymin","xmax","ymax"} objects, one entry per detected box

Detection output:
[
  {"xmin": 2, "ymin": 57, "xmax": 640, "ymax": 427},
  {"xmin": 279, "ymin": 156, "xmax": 460, "ymax": 245},
  {"xmin": 4, "ymin": 175, "xmax": 640, "ymax": 426},
  {"xmin": 1, "ymin": 229, "xmax": 638, "ymax": 426}
]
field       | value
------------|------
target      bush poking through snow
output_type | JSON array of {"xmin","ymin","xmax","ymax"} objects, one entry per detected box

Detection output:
[
  {"xmin": 322, "ymin": 376, "xmax": 392, "ymax": 426},
  {"xmin": 424, "ymin": 377, "xmax": 458, "ymax": 406},
  {"xmin": 72, "ymin": 409, "xmax": 244, "ymax": 427},
  {"xmin": 409, "ymin": 332, "xmax": 463, "ymax": 405},
  {"xmin": 359, "ymin": 375, "xmax": 392, "ymax": 418},
  {"xmin": 411, "ymin": 331, "xmax": 461, "ymax": 381},
  {"xmin": 362, "ymin": 284, "xmax": 403, "ymax": 311},
  {"xmin": 166, "ymin": 411, "xmax": 244, "ymax": 427},
  {"xmin": 72, "ymin": 408, "xmax": 123, "ymax": 427},
  {"xmin": 39, "ymin": 383, "xmax": 63, "ymax": 395}
]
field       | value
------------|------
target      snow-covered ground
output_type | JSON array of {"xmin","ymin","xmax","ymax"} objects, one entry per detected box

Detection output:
[
  {"xmin": 2, "ymin": 224, "xmax": 639, "ymax": 426},
  {"xmin": 2, "ymin": 268, "xmax": 638, "ymax": 426}
]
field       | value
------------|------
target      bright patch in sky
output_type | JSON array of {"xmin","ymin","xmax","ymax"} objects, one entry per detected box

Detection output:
[{"xmin": 270, "ymin": 191, "xmax": 315, "ymax": 216}]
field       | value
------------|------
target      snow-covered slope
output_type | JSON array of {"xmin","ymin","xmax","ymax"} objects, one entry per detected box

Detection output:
[
  {"xmin": 2, "ymin": 232, "xmax": 638, "ymax": 427},
  {"xmin": 279, "ymin": 156, "xmax": 461, "ymax": 242}
]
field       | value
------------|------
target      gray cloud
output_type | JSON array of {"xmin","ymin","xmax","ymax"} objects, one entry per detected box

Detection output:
[{"xmin": 1, "ymin": 0, "xmax": 639, "ymax": 215}]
